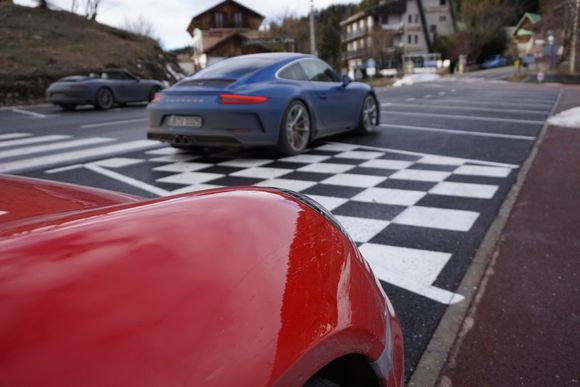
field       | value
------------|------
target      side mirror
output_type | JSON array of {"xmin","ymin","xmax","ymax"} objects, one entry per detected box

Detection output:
[{"xmin": 341, "ymin": 74, "xmax": 352, "ymax": 88}]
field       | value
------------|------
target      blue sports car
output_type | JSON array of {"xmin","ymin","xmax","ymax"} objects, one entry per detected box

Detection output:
[{"xmin": 147, "ymin": 53, "xmax": 379, "ymax": 155}]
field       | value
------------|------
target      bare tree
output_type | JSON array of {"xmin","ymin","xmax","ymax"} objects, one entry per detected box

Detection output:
[
  {"xmin": 541, "ymin": 0, "xmax": 579, "ymax": 67},
  {"xmin": 84, "ymin": 0, "xmax": 102, "ymax": 20},
  {"xmin": 123, "ymin": 15, "xmax": 157, "ymax": 39}
]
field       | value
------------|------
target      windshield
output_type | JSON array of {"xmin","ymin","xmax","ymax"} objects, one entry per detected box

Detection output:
[{"xmin": 192, "ymin": 57, "xmax": 278, "ymax": 79}]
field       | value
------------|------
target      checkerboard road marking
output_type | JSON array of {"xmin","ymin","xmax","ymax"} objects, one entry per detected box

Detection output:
[{"xmin": 43, "ymin": 142, "xmax": 519, "ymax": 305}]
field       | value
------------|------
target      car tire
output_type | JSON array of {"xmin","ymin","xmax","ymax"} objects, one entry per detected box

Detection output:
[
  {"xmin": 58, "ymin": 104, "xmax": 76, "ymax": 111},
  {"xmin": 357, "ymin": 94, "xmax": 378, "ymax": 134},
  {"xmin": 149, "ymin": 86, "xmax": 162, "ymax": 102},
  {"xmin": 303, "ymin": 377, "xmax": 341, "ymax": 387},
  {"xmin": 278, "ymin": 100, "xmax": 311, "ymax": 156},
  {"xmin": 95, "ymin": 88, "xmax": 114, "ymax": 110}
]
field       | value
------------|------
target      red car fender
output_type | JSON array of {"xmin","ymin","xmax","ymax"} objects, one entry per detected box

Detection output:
[{"xmin": 0, "ymin": 185, "xmax": 401, "ymax": 386}]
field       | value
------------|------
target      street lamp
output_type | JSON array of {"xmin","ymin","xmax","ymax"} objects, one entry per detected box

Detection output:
[{"xmin": 309, "ymin": 0, "xmax": 317, "ymax": 56}]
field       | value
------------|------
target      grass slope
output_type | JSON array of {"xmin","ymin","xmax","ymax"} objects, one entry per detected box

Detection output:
[{"xmin": 0, "ymin": 2, "xmax": 183, "ymax": 104}]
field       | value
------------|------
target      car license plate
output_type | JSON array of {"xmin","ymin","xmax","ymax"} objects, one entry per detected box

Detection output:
[{"xmin": 169, "ymin": 115, "xmax": 202, "ymax": 128}]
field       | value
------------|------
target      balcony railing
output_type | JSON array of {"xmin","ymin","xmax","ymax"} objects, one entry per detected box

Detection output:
[{"xmin": 342, "ymin": 27, "xmax": 368, "ymax": 42}]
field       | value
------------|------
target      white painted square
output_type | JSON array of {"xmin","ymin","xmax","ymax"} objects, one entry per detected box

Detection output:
[
  {"xmin": 453, "ymin": 165, "xmax": 512, "ymax": 178},
  {"xmin": 149, "ymin": 154, "xmax": 199, "ymax": 162},
  {"xmin": 93, "ymin": 158, "xmax": 144, "ymax": 168},
  {"xmin": 359, "ymin": 243, "xmax": 463, "ymax": 305},
  {"xmin": 231, "ymin": 167, "xmax": 292, "ymax": 179},
  {"xmin": 393, "ymin": 206, "xmax": 479, "ymax": 231},
  {"xmin": 353, "ymin": 187, "xmax": 426, "ymax": 206},
  {"xmin": 429, "ymin": 182, "xmax": 498, "ymax": 199},
  {"xmin": 278, "ymin": 154, "xmax": 330, "ymax": 163},
  {"xmin": 335, "ymin": 150, "xmax": 384, "ymax": 160},
  {"xmin": 146, "ymin": 147, "xmax": 184, "ymax": 155},
  {"xmin": 166, "ymin": 184, "xmax": 223, "ymax": 195},
  {"xmin": 218, "ymin": 158, "xmax": 272, "ymax": 168},
  {"xmin": 154, "ymin": 162, "xmax": 213, "ymax": 173},
  {"xmin": 157, "ymin": 172, "xmax": 224, "ymax": 185},
  {"xmin": 390, "ymin": 169, "xmax": 451, "ymax": 182},
  {"xmin": 254, "ymin": 179, "xmax": 316, "ymax": 192},
  {"xmin": 360, "ymin": 159, "xmax": 414, "ymax": 170},
  {"xmin": 418, "ymin": 155, "xmax": 466, "ymax": 166},
  {"xmin": 315, "ymin": 143, "xmax": 358, "ymax": 152},
  {"xmin": 298, "ymin": 163, "xmax": 355, "ymax": 174},
  {"xmin": 321, "ymin": 173, "xmax": 386, "ymax": 188},
  {"xmin": 304, "ymin": 195, "xmax": 348, "ymax": 211},
  {"xmin": 334, "ymin": 216, "xmax": 390, "ymax": 243}
]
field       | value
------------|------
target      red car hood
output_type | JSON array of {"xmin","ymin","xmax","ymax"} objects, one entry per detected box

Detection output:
[
  {"xmin": 0, "ymin": 177, "xmax": 393, "ymax": 386},
  {"xmin": 0, "ymin": 175, "xmax": 139, "ymax": 229}
]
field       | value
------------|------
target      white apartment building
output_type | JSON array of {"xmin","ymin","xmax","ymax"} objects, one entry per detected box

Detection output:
[{"xmin": 340, "ymin": 0, "xmax": 455, "ymax": 71}]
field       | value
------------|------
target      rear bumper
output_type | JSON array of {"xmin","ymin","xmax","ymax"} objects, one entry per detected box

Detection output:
[{"xmin": 147, "ymin": 102, "xmax": 282, "ymax": 148}]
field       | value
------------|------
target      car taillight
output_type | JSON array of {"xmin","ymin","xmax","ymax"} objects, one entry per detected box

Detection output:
[
  {"xmin": 218, "ymin": 94, "xmax": 268, "ymax": 104},
  {"xmin": 151, "ymin": 92, "xmax": 163, "ymax": 103}
]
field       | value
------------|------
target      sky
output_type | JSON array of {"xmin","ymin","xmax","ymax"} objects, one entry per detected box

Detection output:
[{"xmin": 14, "ymin": 0, "xmax": 357, "ymax": 50}]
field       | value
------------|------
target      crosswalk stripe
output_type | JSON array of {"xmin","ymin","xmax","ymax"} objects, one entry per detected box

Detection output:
[
  {"xmin": 0, "ymin": 135, "xmax": 71, "ymax": 149},
  {"xmin": 0, "ymin": 133, "xmax": 32, "ymax": 141},
  {"xmin": 0, "ymin": 138, "xmax": 113, "ymax": 160},
  {"xmin": 0, "ymin": 140, "xmax": 160, "ymax": 173}
]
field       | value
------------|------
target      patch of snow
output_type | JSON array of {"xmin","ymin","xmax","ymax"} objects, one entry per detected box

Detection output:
[
  {"xmin": 547, "ymin": 107, "xmax": 580, "ymax": 129},
  {"xmin": 165, "ymin": 63, "xmax": 184, "ymax": 81},
  {"xmin": 393, "ymin": 73, "xmax": 440, "ymax": 87}
]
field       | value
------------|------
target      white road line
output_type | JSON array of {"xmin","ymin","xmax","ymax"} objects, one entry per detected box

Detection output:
[
  {"xmin": 45, "ymin": 164, "xmax": 84, "ymax": 174},
  {"xmin": 82, "ymin": 118, "xmax": 147, "ymax": 128},
  {"xmin": 381, "ymin": 102, "xmax": 548, "ymax": 115},
  {"xmin": 382, "ymin": 111, "xmax": 545, "ymax": 125},
  {"xmin": 11, "ymin": 108, "xmax": 47, "ymax": 118},
  {"xmin": 0, "ymin": 135, "xmax": 71, "ymax": 149},
  {"xmin": 326, "ymin": 141, "xmax": 519, "ymax": 168},
  {"xmin": 427, "ymin": 98, "xmax": 552, "ymax": 108},
  {"xmin": 379, "ymin": 123, "xmax": 536, "ymax": 141},
  {"xmin": 85, "ymin": 163, "xmax": 170, "ymax": 196},
  {"xmin": 0, "ymin": 133, "xmax": 32, "ymax": 140},
  {"xmin": 0, "ymin": 137, "xmax": 113, "ymax": 159},
  {"xmin": 0, "ymin": 140, "xmax": 159, "ymax": 173}
]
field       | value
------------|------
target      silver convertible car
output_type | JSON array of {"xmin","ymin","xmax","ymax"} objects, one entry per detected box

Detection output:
[
  {"xmin": 147, "ymin": 53, "xmax": 379, "ymax": 155},
  {"xmin": 46, "ymin": 69, "xmax": 164, "ymax": 111}
]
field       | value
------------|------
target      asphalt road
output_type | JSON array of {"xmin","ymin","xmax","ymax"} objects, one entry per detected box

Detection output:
[{"xmin": 0, "ymin": 79, "xmax": 559, "ymax": 379}]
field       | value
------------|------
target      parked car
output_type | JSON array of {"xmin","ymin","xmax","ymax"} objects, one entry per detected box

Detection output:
[
  {"xmin": 0, "ymin": 174, "xmax": 404, "ymax": 387},
  {"xmin": 481, "ymin": 55, "xmax": 508, "ymax": 69},
  {"xmin": 147, "ymin": 53, "xmax": 380, "ymax": 155},
  {"xmin": 46, "ymin": 69, "xmax": 164, "ymax": 111}
]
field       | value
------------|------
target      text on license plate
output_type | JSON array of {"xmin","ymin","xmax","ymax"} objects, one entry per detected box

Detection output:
[{"xmin": 169, "ymin": 115, "xmax": 202, "ymax": 127}]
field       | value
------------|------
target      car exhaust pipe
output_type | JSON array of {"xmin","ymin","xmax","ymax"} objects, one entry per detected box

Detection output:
[
  {"xmin": 173, "ymin": 135, "xmax": 182, "ymax": 145},
  {"xmin": 182, "ymin": 136, "xmax": 191, "ymax": 145}
]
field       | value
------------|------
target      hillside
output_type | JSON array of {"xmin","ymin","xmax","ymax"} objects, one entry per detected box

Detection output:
[{"xmin": 0, "ymin": 2, "xmax": 184, "ymax": 105}]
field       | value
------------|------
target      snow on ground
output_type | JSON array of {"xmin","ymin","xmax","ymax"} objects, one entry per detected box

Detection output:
[
  {"xmin": 547, "ymin": 107, "xmax": 580, "ymax": 129},
  {"xmin": 393, "ymin": 73, "xmax": 440, "ymax": 87}
]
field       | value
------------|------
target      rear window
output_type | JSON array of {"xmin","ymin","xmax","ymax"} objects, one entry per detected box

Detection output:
[{"xmin": 193, "ymin": 57, "xmax": 278, "ymax": 79}]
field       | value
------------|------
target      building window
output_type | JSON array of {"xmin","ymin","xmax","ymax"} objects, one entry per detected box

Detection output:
[
  {"xmin": 415, "ymin": 14, "xmax": 419, "ymax": 23},
  {"xmin": 414, "ymin": 35, "xmax": 418, "ymax": 44},
  {"xmin": 214, "ymin": 12, "xmax": 223, "ymax": 28},
  {"xmin": 408, "ymin": 14, "xmax": 412, "ymax": 24},
  {"xmin": 430, "ymin": 25, "xmax": 437, "ymax": 34},
  {"xmin": 408, "ymin": 34, "xmax": 412, "ymax": 44},
  {"xmin": 234, "ymin": 12, "xmax": 243, "ymax": 27},
  {"xmin": 440, "ymin": 0, "xmax": 446, "ymax": 5},
  {"xmin": 440, "ymin": 15, "xmax": 447, "ymax": 22}
]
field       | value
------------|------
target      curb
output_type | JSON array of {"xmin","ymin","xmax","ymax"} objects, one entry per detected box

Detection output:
[{"xmin": 407, "ymin": 86, "xmax": 563, "ymax": 387}]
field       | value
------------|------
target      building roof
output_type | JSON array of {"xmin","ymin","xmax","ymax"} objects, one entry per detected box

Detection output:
[
  {"xmin": 192, "ymin": 0, "xmax": 264, "ymax": 23},
  {"xmin": 339, "ymin": 0, "xmax": 406, "ymax": 26},
  {"xmin": 512, "ymin": 12, "xmax": 541, "ymax": 37}
]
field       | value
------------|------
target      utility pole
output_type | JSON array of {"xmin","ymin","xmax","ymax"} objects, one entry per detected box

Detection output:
[
  {"xmin": 571, "ymin": 0, "xmax": 579, "ymax": 73},
  {"xmin": 309, "ymin": 0, "xmax": 317, "ymax": 56}
]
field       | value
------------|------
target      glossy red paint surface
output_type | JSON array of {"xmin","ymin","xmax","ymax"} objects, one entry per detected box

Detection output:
[{"xmin": 0, "ymin": 178, "xmax": 403, "ymax": 386}]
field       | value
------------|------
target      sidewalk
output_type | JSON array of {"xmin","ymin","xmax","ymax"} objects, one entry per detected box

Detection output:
[{"xmin": 439, "ymin": 86, "xmax": 580, "ymax": 386}]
